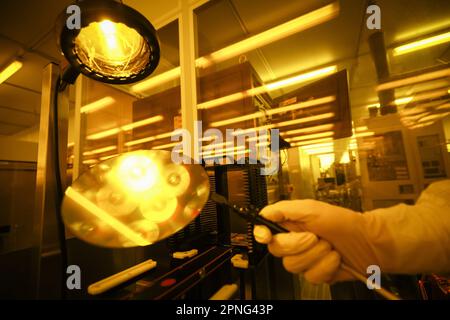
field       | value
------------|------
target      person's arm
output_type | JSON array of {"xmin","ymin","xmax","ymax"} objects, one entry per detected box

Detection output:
[
  {"xmin": 254, "ymin": 180, "xmax": 450, "ymax": 284},
  {"xmin": 363, "ymin": 179, "xmax": 450, "ymax": 274}
]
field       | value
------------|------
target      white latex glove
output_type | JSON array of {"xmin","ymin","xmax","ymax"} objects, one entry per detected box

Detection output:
[{"xmin": 254, "ymin": 180, "xmax": 450, "ymax": 284}]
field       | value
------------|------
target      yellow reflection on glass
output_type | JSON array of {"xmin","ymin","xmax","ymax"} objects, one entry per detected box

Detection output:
[
  {"xmin": 140, "ymin": 197, "xmax": 178, "ymax": 223},
  {"xmin": 116, "ymin": 154, "xmax": 159, "ymax": 193},
  {"xmin": 75, "ymin": 20, "xmax": 150, "ymax": 78}
]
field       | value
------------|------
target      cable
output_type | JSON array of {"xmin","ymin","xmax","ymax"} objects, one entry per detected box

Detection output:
[{"xmin": 53, "ymin": 75, "xmax": 68, "ymax": 299}]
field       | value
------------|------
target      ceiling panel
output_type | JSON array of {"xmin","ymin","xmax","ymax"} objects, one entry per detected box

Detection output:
[
  {"xmin": 0, "ymin": 85, "xmax": 40, "ymax": 114},
  {"xmin": 195, "ymin": 0, "xmax": 247, "ymax": 57},
  {"xmin": 0, "ymin": 37, "xmax": 23, "ymax": 67},
  {"xmin": 0, "ymin": 0, "xmax": 71, "ymax": 47},
  {"xmin": 255, "ymin": 0, "xmax": 365, "ymax": 80},
  {"xmin": 0, "ymin": 121, "xmax": 28, "ymax": 135},
  {"xmin": 0, "ymin": 0, "xmax": 448, "ymax": 137},
  {"xmin": 0, "ymin": 108, "xmax": 37, "ymax": 127},
  {"xmin": 231, "ymin": 0, "xmax": 332, "ymax": 35},
  {"xmin": 124, "ymin": 0, "xmax": 180, "ymax": 27}
]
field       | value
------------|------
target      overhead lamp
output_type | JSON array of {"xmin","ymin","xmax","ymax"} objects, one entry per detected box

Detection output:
[
  {"xmin": 152, "ymin": 142, "xmax": 180, "ymax": 150},
  {"xmin": 436, "ymin": 102, "xmax": 450, "ymax": 111},
  {"xmin": 229, "ymin": 112, "xmax": 335, "ymax": 138},
  {"xmin": 418, "ymin": 112, "xmax": 450, "ymax": 123},
  {"xmin": 198, "ymin": 72, "xmax": 336, "ymax": 110},
  {"xmin": 393, "ymin": 31, "xmax": 450, "ymax": 56},
  {"xmin": 232, "ymin": 125, "xmax": 274, "ymax": 136},
  {"xmin": 196, "ymin": 2, "xmax": 339, "ymax": 68},
  {"xmin": 393, "ymin": 88, "xmax": 449, "ymax": 108},
  {"xmin": 83, "ymin": 145, "xmax": 117, "ymax": 156},
  {"xmin": 99, "ymin": 154, "xmax": 118, "ymax": 161},
  {"xmin": 131, "ymin": 67, "xmax": 181, "ymax": 93},
  {"xmin": 275, "ymin": 112, "xmax": 335, "ymax": 127},
  {"xmin": 0, "ymin": 60, "xmax": 23, "ymax": 84},
  {"xmin": 301, "ymin": 142, "xmax": 334, "ymax": 150},
  {"xmin": 282, "ymin": 123, "xmax": 334, "ymax": 136},
  {"xmin": 201, "ymin": 146, "xmax": 245, "ymax": 156},
  {"xmin": 80, "ymin": 96, "xmax": 115, "ymax": 113},
  {"xmin": 366, "ymin": 103, "xmax": 380, "ymax": 109},
  {"xmin": 377, "ymin": 68, "xmax": 450, "ymax": 91},
  {"xmin": 87, "ymin": 115, "xmax": 164, "ymax": 140},
  {"xmin": 285, "ymin": 131, "xmax": 334, "ymax": 142},
  {"xmin": 354, "ymin": 131, "xmax": 375, "ymax": 138},
  {"xmin": 86, "ymin": 128, "xmax": 121, "ymax": 140},
  {"xmin": 394, "ymin": 97, "xmax": 413, "ymax": 106},
  {"xmin": 202, "ymin": 141, "xmax": 234, "ymax": 150},
  {"xmin": 210, "ymin": 96, "xmax": 336, "ymax": 127},
  {"xmin": 203, "ymin": 149, "xmax": 250, "ymax": 160},
  {"xmin": 355, "ymin": 126, "xmax": 368, "ymax": 132},
  {"xmin": 58, "ymin": 0, "xmax": 160, "ymax": 85},
  {"xmin": 290, "ymin": 137, "xmax": 333, "ymax": 147},
  {"xmin": 131, "ymin": 2, "xmax": 339, "ymax": 94},
  {"xmin": 125, "ymin": 131, "xmax": 173, "ymax": 147},
  {"xmin": 82, "ymin": 159, "xmax": 99, "ymax": 165},
  {"xmin": 265, "ymin": 66, "xmax": 337, "ymax": 90},
  {"xmin": 400, "ymin": 100, "xmax": 444, "ymax": 116}
]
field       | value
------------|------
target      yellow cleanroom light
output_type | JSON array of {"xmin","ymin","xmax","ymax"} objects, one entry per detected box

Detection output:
[
  {"xmin": 196, "ymin": 2, "xmax": 339, "ymax": 68},
  {"xmin": 355, "ymin": 126, "xmax": 368, "ymax": 132},
  {"xmin": 87, "ymin": 115, "xmax": 164, "ymax": 140},
  {"xmin": 125, "ymin": 131, "xmax": 173, "ymax": 147},
  {"xmin": 340, "ymin": 151, "xmax": 350, "ymax": 164},
  {"xmin": 393, "ymin": 31, "xmax": 450, "ymax": 56},
  {"xmin": 366, "ymin": 103, "xmax": 380, "ymax": 109},
  {"xmin": 0, "ymin": 61, "xmax": 23, "ymax": 84},
  {"xmin": 285, "ymin": 131, "xmax": 334, "ymax": 142},
  {"xmin": 265, "ymin": 66, "xmax": 337, "ymax": 90},
  {"xmin": 81, "ymin": 96, "xmax": 116, "ymax": 113},
  {"xmin": 282, "ymin": 123, "xmax": 335, "ymax": 136},
  {"xmin": 377, "ymin": 68, "xmax": 450, "ymax": 91},
  {"xmin": 131, "ymin": 67, "xmax": 181, "ymax": 93},
  {"xmin": 394, "ymin": 97, "xmax": 413, "ymax": 106},
  {"xmin": 290, "ymin": 137, "xmax": 333, "ymax": 147},
  {"xmin": 318, "ymin": 153, "xmax": 335, "ymax": 169},
  {"xmin": 83, "ymin": 145, "xmax": 117, "ymax": 156},
  {"xmin": 75, "ymin": 20, "xmax": 149, "ymax": 78},
  {"xmin": 131, "ymin": 2, "xmax": 339, "ymax": 94}
]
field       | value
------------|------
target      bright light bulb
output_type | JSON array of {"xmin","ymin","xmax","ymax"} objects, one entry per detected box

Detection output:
[
  {"xmin": 75, "ymin": 20, "xmax": 150, "ymax": 78},
  {"xmin": 99, "ymin": 20, "xmax": 120, "ymax": 53}
]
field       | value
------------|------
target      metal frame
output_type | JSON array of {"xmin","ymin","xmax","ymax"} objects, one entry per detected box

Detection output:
[{"xmin": 33, "ymin": 63, "xmax": 69, "ymax": 298}]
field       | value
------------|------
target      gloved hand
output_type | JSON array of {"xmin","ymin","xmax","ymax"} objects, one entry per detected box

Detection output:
[
  {"xmin": 254, "ymin": 200, "xmax": 374, "ymax": 284},
  {"xmin": 254, "ymin": 180, "xmax": 450, "ymax": 284}
]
